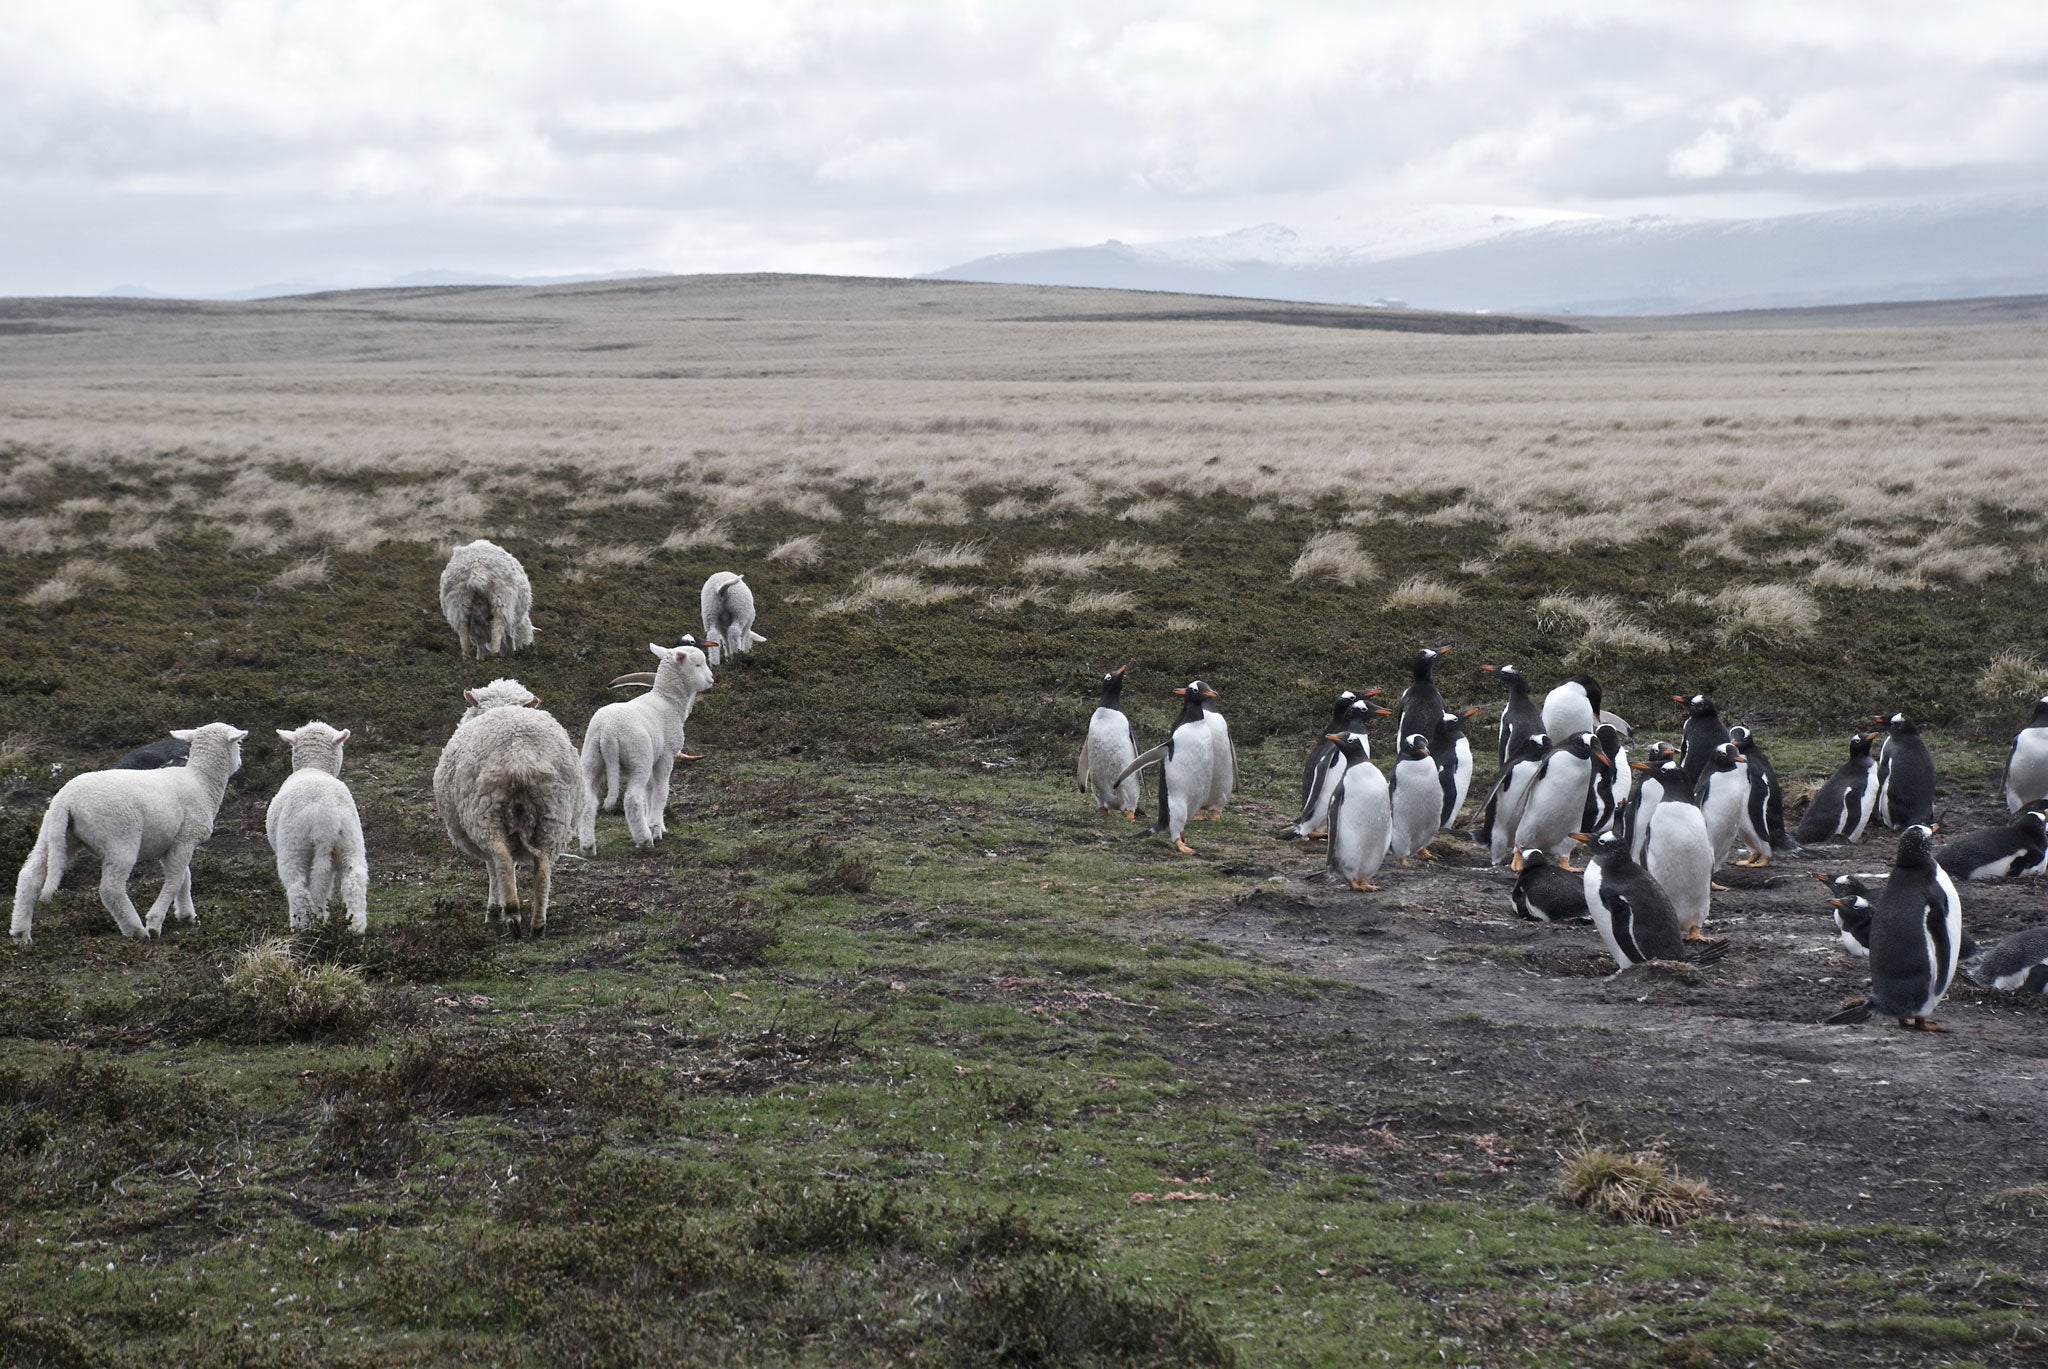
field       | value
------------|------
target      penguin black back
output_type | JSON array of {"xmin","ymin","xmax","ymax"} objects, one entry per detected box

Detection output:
[
  {"xmin": 1868, "ymin": 823, "xmax": 1962, "ymax": 1026},
  {"xmin": 1875, "ymin": 712, "xmax": 1937, "ymax": 828},
  {"xmin": 1397, "ymin": 649, "xmax": 1449, "ymax": 747},
  {"xmin": 1482, "ymin": 664, "xmax": 1543, "ymax": 766},
  {"xmin": 1796, "ymin": 732, "xmax": 1877, "ymax": 843},
  {"xmin": 1676, "ymin": 695, "xmax": 1730, "ymax": 788}
]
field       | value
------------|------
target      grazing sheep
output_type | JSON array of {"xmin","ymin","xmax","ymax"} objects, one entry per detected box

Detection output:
[
  {"xmin": 700, "ymin": 571, "xmax": 766, "ymax": 656},
  {"xmin": 579, "ymin": 643, "xmax": 715, "ymax": 850},
  {"xmin": 11, "ymin": 722, "xmax": 246, "ymax": 942},
  {"xmin": 266, "ymin": 722, "xmax": 368, "ymax": 934},
  {"xmin": 432, "ymin": 679, "xmax": 582, "ymax": 937},
  {"xmin": 439, "ymin": 539, "xmax": 536, "ymax": 659}
]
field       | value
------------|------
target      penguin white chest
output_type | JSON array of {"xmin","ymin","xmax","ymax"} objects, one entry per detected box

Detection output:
[
  {"xmin": 1582, "ymin": 860, "xmax": 1629, "ymax": 967},
  {"xmin": 2008, "ymin": 729, "xmax": 2048, "ymax": 809}
]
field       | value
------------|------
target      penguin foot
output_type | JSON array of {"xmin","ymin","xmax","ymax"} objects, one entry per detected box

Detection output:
[
  {"xmin": 1173, "ymin": 838, "xmax": 1198, "ymax": 855},
  {"xmin": 1417, "ymin": 848, "xmax": 1439, "ymax": 862},
  {"xmin": 1683, "ymin": 927, "xmax": 1709, "ymax": 942},
  {"xmin": 1123, "ymin": 811, "xmax": 1137, "ymax": 821},
  {"xmin": 1098, "ymin": 805, "xmax": 1111, "ymax": 816},
  {"xmin": 1735, "ymin": 855, "xmax": 1771, "ymax": 868},
  {"xmin": 1309, "ymin": 829, "xmax": 1327, "ymax": 839},
  {"xmin": 1901, "ymin": 1017, "xmax": 1949, "ymax": 1033},
  {"xmin": 1557, "ymin": 858, "xmax": 1582, "ymax": 873},
  {"xmin": 1399, "ymin": 858, "xmax": 1411, "ymax": 868},
  {"xmin": 1710, "ymin": 880, "xmax": 1729, "ymax": 892},
  {"xmin": 1509, "ymin": 852, "xmax": 1524, "ymax": 871},
  {"xmin": 1348, "ymin": 878, "xmax": 1381, "ymax": 892}
]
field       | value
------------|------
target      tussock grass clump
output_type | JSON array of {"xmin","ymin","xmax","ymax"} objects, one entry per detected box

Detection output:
[
  {"xmin": 988, "ymin": 585, "xmax": 1058, "ymax": 612},
  {"xmin": 314, "ymin": 1095, "xmax": 424, "ymax": 1175},
  {"xmin": 1164, "ymin": 614, "xmax": 1201, "ymax": 632},
  {"xmin": 580, "ymin": 544, "xmax": 652, "ymax": 570},
  {"xmin": 1558, "ymin": 1145, "xmax": 1718, "ymax": 1226},
  {"xmin": 898, "ymin": 539, "xmax": 988, "ymax": 570},
  {"xmin": 1808, "ymin": 560, "xmax": 1925, "ymax": 591},
  {"xmin": 1069, "ymin": 589, "xmax": 1136, "ymax": 615},
  {"xmin": 1115, "ymin": 497, "xmax": 1176, "ymax": 523},
  {"xmin": 22, "ymin": 557, "xmax": 125, "ymax": 609},
  {"xmin": 766, "ymin": 534, "xmax": 824, "ymax": 568},
  {"xmin": 870, "ymin": 490, "xmax": 972, "ymax": 525},
  {"xmin": 1983, "ymin": 1183, "xmax": 2048, "ymax": 1216},
  {"xmin": 1384, "ymin": 575, "xmax": 1465, "ymax": 610},
  {"xmin": 981, "ymin": 495, "xmax": 1040, "ymax": 521},
  {"xmin": 1020, "ymin": 539, "xmax": 1175, "ymax": 581},
  {"xmin": 799, "ymin": 835, "xmax": 877, "ymax": 895},
  {"xmin": 1498, "ymin": 512, "xmax": 1644, "ymax": 555},
  {"xmin": 823, "ymin": 571, "xmax": 971, "ymax": 614},
  {"xmin": 947, "ymin": 1260, "xmax": 1235, "ymax": 1368},
  {"xmin": 662, "ymin": 515, "xmax": 735, "ymax": 551},
  {"xmin": 1713, "ymin": 583, "xmax": 1820, "ymax": 649},
  {"xmin": 1289, "ymin": 530, "xmax": 1375, "ymax": 587},
  {"xmin": 1976, "ymin": 650, "xmax": 2048, "ymax": 704},
  {"xmin": 225, "ymin": 938, "xmax": 377, "ymax": 1043},
  {"xmin": 270, "ymin": 553, "xmax": 330, "ymax": 589},
  {"xmin": 1536, "ymin": 593, "xmax": 1672, "ymax": 662},
  {"xmin": 337, "ymin": 1033, "xmax": 669, "ymax": 1119}
]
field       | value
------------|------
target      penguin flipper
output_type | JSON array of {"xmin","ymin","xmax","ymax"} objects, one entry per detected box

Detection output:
[
  {"xmin": 1111, "ymin": 742, "xmax": 1170, "ymax": 788},
  {"xmin": 1076, "ymin": 744, "xmax": 1091, "ymax": 793},
  {"xmin": 1824, "ymin": 1000, "xmax": 1874, "ymax": 1026}
]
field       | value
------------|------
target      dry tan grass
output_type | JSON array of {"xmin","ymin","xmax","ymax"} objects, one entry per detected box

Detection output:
[
  {"xmin": 1069, "ymin": 589, "xmax": 1137, "ymax": 615},
  {"xmin": 987, "ymin": 585, "xmax": 1058, "ymax": 612},
  {"xmin": 1807, "ymin": 560, "xmax": 1926, "ymax": 591},
  {"xmin": 0, "ymin": 732, "xmax": 40, "ymax": 774},
  {"xmin": 1383, "ymin": 575, "xmax": 1465, "ymax": 610},
  {"xmin": 271, "ymin": 554, "xmax": 331, "ymax": 590},
  {"xmin": 580, "ymin": 545, "xmax": 652, "ymax": 570},
  {"xmin": 23, "ymin": 556, "xmax": 126, "ymax": 609},
  {"xmin": 981, "ymin": 495, "xmax": 1039, "ymax": 521},
  {"xmin": 1164, "ymin": 614, "xmax": 1202, "ymax": 631},
  {"xmin": 1976, "ymin": 650, "xmax": 2048, "ymax": 703},
  {"xmin": 1020, "ymin": 539, "xmax": 1175, "ymax": 580},
  {"xmin": 1290, "ymin": 530, "xmax": 1376, "ymax": 587},
  {"xmin": 1713, "ymin": 583, "xmax": 1820, "ymax": 649},
  {"xmin": 1558, "ymin": 1145, "xmax": 1719, "ymax": 1226},
  {"xmin": 896, "ymin": 539, "xmax": 987, "ymax": 570},
  {"xmin": 869, "ymin": 490, "xmax": 972, "ymax": 525},
  {"xmin": 822, "ymin": 571, "xmax": 971, "ymax": 613},
  {"xmin": 1535, "ymin": 592, "xmax": 1672, "ymax": 661},
  {"xmin": 766, "ymin": 534, "xmax": 824, "ymax": 568},
  {"xmin": 1115, "ymin": 498, "xmax": 1177, "ymax": 523},
  {"xmin": 662, "ymin": 517, "xmax": 735, "ymax": 551}
]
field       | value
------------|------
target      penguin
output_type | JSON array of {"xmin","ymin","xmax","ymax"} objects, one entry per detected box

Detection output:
[
  {"xmin": 1727, "ymin": 725, "xmax": 1797, "ymax": 863},
  {"xmin": 1693, "ymin": 742, "xmax": 1755, "ymax": 871},
  {"xmin": 1966, "ymin": 926, "xmax": 2048, "ymax": 993},
  {"xmin": 1323, "ymin": 733, "xmax": 1392, "ymax": 892},
  {"xmin": 1812, "ymin": 872, "xmax": 1881, "ymax": 957},
  {"xmin": 1937, "ymin": 809, "xmax": 2048, "ymax": 881},
  {"xmin": 1675, "ymin": 695, "xmax": 1731, "ymax": 789},
  {"xmin": 1387, "ymin": 733, "xmax": 1443, "ymax": 866},
  {"xmin": 1110, "ymin": 681, "xmax": 1216, "ymax": 855},
  {"xmin": 1396, "ymin": 648, "xmax": 1450, "ymax": 749},
  {"xmin": 1639, "ymin": 760, "xmax": 1715, "ymax": 940},
  {"xmin": 1510, "ymin": 731, "xmax": 1603, "ymax": 870},
  {"xmin": 1283, "ymin": 698, "xmax": 1391, "ymax": 839},
  {"xmin": 1860, "ymin": 824, "xmax": 1963, "ymax": 1031},
  {"xmin": 1434, "ymin": 707, "xmax": 1478, "ymax": 829},
  {"xmin": 1541, "ymin": 675, "xmax": 1601, "ymax": 742},
  {"xmin": 1198, "ymin": 692, "xmax": 1237, "ymax": 820},
  {"xmin": 1296, "ymin": 690, "xmax": 1364, "ymax": 819},
  {"xmin": 1481, "ymin": 664, "xmax": 1543, "ymax": 767},
  {"xmin": 1482, "ymin": 732, "xmax": 1549, "ymax": 865},
  {"xmin": 1625, "ymin": 741, "xmax": 1680, "ymax": 860},
  {"xmin": 1077, "ymin": 666, "xmax": 1140, "ymax": 819},
  {"xmin": 1872, "ymin": 712, "xmax": 1937, "ymax": 829},
  {"xmin": 1584, "ymin": 721, "xmax": 1631, "ymax": 834},
  {"xmin": 1581, "ymin": 831, "xmax": 1726, "ymax": 973},
  {"xmin": 1795, "ymin": 733, "xmax": 1880, "ymax": 845},
  {"xmin": 1511, "ymin": 847, "xmax": 1588, "ymax": 923},
  {"xmin": 2002, "ymin": 696, "xmax": 2048, "ymax": 812}
]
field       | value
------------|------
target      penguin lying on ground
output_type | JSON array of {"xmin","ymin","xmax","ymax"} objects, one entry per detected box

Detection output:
[
  {"xmin": 1579, "ymin": 831, "xmax": 1727, "ymax": 974},
  {"xmin": 1482, "ymin": 664, "xmax": 1544, "ymax": 767},
  {"xmin": 1077, "ymin": 666, "xmax": 1140, "ymax": 819},
  {"xmin": 1482, "ymin": 732, "xmax": 1549, "ymax": 864},
  {"xmin": 1511, "ymin": 847, "xmax": 1588, "ymax": 922},
  {"xmin": 1795, "ymin": 733, "xmax": 1879, "ymax": 845},
  {"xmin": 1830, "ymin": 824, "xmax": 1963, "ymax": 1031},
  {"xmin": 1676, "ymin": 694, "xmax": 1731, "ymax": 789},
  {"xmin": 114, "ymin": 736, "xmax": 191, "ymax": 770},
  {"xmin": 1388, "ymin": 734, "xmax": 1443, "ymax": 865},
  {"xmin": 1967, "ymin": 926, "xmax": 2048, "ymax": 993},
  {"xmin": 2004, "ymin": 697, "xmax": 2048, "ymax": 812},
  {"xmin": 1112, "ymin": 681, "xmax": 1216, "ymax": 855},
  {"xmin": 1322, "ymin": 733, "xmax": 1392, "ymax": 891},
  {"xmin": 1874, "ymin": 712, "xmax": 1937, "ymax": 829},
  {"xmin": 1728, "ymin": 725, "xmax": 1798, "ymax": 863},
  {"xmin": 1937, "ymin": 808, "xmax": 2048, "ymax": 881}
]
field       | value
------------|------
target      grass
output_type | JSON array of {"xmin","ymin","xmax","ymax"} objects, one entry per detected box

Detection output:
[
  {"xmin": 1288, "ymin": 530, "xmax": 1375, "ymax": 587},
  {"xmin": 1557, "ymin": 1145, "xmax": 1720, "ymax": 1226}
]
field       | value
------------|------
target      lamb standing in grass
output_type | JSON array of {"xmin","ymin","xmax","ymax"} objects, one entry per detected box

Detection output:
[
  {"xmin": 266, "ymin": 722, "xmax": 368, "ymax": 934},
  {"xmin": 580, "ymin": 642, "xmax": 715, "ymax": 849},
  {"xmin": 700, "ymin": 571, "xmax": 766, "ymax": 656},
  {"xmin": 11, "ymin": 722, "xmax": 246, "ymax": 942},
  {"xmin": 439, "ymin": 539, "xmax": 536, "ymax": 659},
  {"xmin": 432, "ymin": 679, "xmax": 582, "ymax": 938}
]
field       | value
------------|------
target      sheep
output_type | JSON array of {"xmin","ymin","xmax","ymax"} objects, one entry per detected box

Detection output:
[
  {"xmin": 432, "ymin": 678, "xmax": 582, "ymax": 938},
  {"xmin": 439, "ymin": 539, "xmax": 536, "ymax": 659},
  {"xmin": 700, "ymin": 571, "xmax": 767, "ymax": 656},
  {"xmin": 579, "ymin": 642, "xmax": 715, "ymax": 850},
  {"xmin": 11, "ymin": 722, "xmax": 246, "ymax": 942},
  {"xmin": 266, "ymin": 721, "xmax": 368, "ymax": 934}
]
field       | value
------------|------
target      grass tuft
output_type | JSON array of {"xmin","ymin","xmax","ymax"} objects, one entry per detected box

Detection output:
[
  {"xmin": 1384, "ymin": 575, "xmax": 1465, "ymax": 610},
  {"xmin": 1069, "ymin": 589, "xmax": 1137, "ymax": 615},
  {"xmin": 270, "ymin": 553, "xmax": 330, "ymax": 589},
  {"xmin": 1713, "ymin": 583, "xmax": 1820, "ymax": 649},
  {"xmin": 1976, "ymin": 649, "xmax": 2048, "ymax": 704},
  {"xmin": 1557, "ymin": 1145, "xmax": 1719, "ymax": 1226},
  {"xmin": 766, "ymin": 533, "xmax": 824, "ymax": 568},
  {"xmin": 662, "ymin": 516, "xmax": 736, "ymax": 551},
  {"xmin": 823, "ymin": 571, "xmax": 971, "ymax": 613},
  {"xmin": 898, "ymin": 539, "xmax": 988, "ymax": 570},
  {"xmin": 1289, "ymin": 530, "xmax": 1375, "ymax": 587},
  {"xmin": 224, "ymin": 938, "xmax": 378, "ymax": 1043}
]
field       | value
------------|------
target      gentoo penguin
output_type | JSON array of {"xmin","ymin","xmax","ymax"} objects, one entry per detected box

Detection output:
[
  {"xmin": 1639, "ymin": 760, "xmax": 1715, "ymax": 939},
  {"xmin": 1387, "ymin": 734, "xmax": 1443, "ymax": 866},
  {"xmin": 113, "ymin": 736, "xmax": 190, "ymax": 770},
  {"xmin": 1862, "ymin": 824, "xmax": 1963, "ymax": 1031},
  {"xmin": 1283, "ymin": 698, "xmax": 1390, "ymax": 839},
  {"xmin": 1813, "ymin": 872, "xmax": 1880, "ymax": 957},
  {"xmin": 2003, "ymin": 697, "xmax": 2048, "ymax": 812},
  {"xmin": 1873, "ymin": 712, "xmax": 1937, "ymax": 829},
  {"xmin": 1584, "ymin": 721, "xmax": 1630, "ymax": 834},
  {"xmin": 1967, "ymin": 926, "xmax": 2048, "ymax": 992},
  {"xmin": 1434, "ymin": 708, "xmax": 1478, "ymax": 829},
  {"xmin": 1795, "ymin": 733, "xmax": 1880, "ymax": 845},
  {"xmin": 1625, "ymin": 741, "xmax": 1680, "ymax": 860},
  {"xmin": 1481, "ymin": 664, "xmax": 1543, "ymax": 767},
  {"xmin": 1297, "ymin": 690, "xmax": 1364, "ymax": 818},
  {"xmin": 1675, "ymin": 695, "xmax": 1731, "ymax": 789},
  {"xmin": 1937, "ymin": 809, "xmax": 2048, "ymax": 881},
  {"xmin": 1541, "ymin": 675, "xmax": 1601, "ymax": 742},
  {"xmin": 1693, "ymin": 742, "xmax": 1754, "ymax": 871},
  {"xmin": 1077, "ymin": 666, "xmax": 1140, "ymax": 819},
  {"xmin": 1111, "ymin": 681, "xmax": 1216, "ymax": 855},
  {"xmin": 1323, "ymin": 734, "xmax": 1392, "ymax": 891},
  {"xmin": 700, "ymin": 571, "xmax": 767, "ymax": 656},
  {"xmin": 1198, "ymin": 693, "xmax": 1237, "ymax": 820},
  {"xmin": 1727, "ymin": 725, "xmax": 1797, "ymax": 863},
  {"xmin": 1483, "ymin": 732, "xmax": 1550, "ymax": 866},
  {"xmin": 1511, "ymin": 847, "xmax": 1588, "ymax": 923},
  {"xmin": 1396, "ymin": 648, "xmax": 1451, "ymax": 750},
  {"xmin": 1581, "ymin": 831, "xmax": 1725, "ymax": 973},
  {"xmin": 1511, "ymin": 732, "xmax": 1603, "ymax": 870}
]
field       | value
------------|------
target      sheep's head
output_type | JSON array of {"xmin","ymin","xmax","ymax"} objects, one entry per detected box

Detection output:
[
  {"xmin": 651, "ymin": 641, "xmax": 715, "ymax": 694},
  {"xmin": 171, "ymin": 722, "xmax": 248, "ymax": 776},
  {"xmin": 459, "ymin": 678, "xmax": 541, "ymax": 725},
  {"xmin": 276, "ymin": 720, "xmax": 350, "ymax": 775}
]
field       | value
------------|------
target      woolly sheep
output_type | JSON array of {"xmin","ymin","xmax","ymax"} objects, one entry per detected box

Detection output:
[
  {"xmin": 11, "ymin": 722, "xmax": 246, "ymax": 942},
  {"xmin": 579, "ymin": 642, "xmax": 715, "ymax": 850},
  {"xmin": 266, "ymin": 721, "xmax": 368, "ymax": 934},
  {"xmin": 439, "ymin": 539, "xmax": 536, "ymax": 659},
  {"xmin": 700, "ymin": 571, "xmax": 766, "ymax": 657},
  {"xmin": 432, "ymin": 678, "xmax": 582, "ymax": 938}
]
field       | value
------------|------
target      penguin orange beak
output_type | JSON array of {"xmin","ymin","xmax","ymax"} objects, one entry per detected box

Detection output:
[
  {"xmin": 1434, "ymin": 646, "xmax": 1453, "ymax": 655},
  {"xmin": 1324, "ymin": 732, "xmax": 1345, "ymax": 743},
  {"xmin": 1173, "ymin": 687, "xmax": 1188, "ymax": 696},
  {"xmin": 1673, "ymin": 695, "xmax": 1689, "ymax": 706},
  {"xmin": 1480, "ymin": 664, "xmax": 1497, "ymax": 673},
  {"xmin": 1630, "ymin": 761, "xmax": 1652, "ymax": 771},
  {"xmin": 1808, "ymin": 873, "xmax": 1832, "ymax": 887},
  {"xmin": 1202, "ymin": 689, "xmax": 1218, "ymax": 699},
  {"xmin": 1373, "ymin": 705, "xmax": 1394, "ymax": 717},
  {"xmin": 1929, "ymin": 823, "xmax": 1941, "ymax": 834},
  {"xmin": 1569, "ymin": 832, "xmax": 1592, "ymax": 843},
  {"xmin": 1360, "ymin": 687, "xmax": 1382, "ymax": 697},
  {"xmin": 1870, "ymin": 715, "xmax": 1888, "ymax": 724},
  {"xmin": 1460, "ymin": 707, "xmax": 1480, "ymax": 718},
  {"xmin": 1828, "ymin": 898, "xmax": 1846, "ymax": 909},
  {"xmin": 1592, "ymin": 750, "xmax": 1610, "ymax": 765},
  {"xmin": 1112, "ymin": 665, "xmax": 1128, "ymax": 677}
]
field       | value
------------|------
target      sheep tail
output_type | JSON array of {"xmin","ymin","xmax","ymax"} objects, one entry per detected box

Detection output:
[
  {"xmin": 36, "ymin": 797, "xmax": 69, "ymax": 902},
  {"xmin": 306, "ymin": 842, "xmax": 337, "ymax": 914}
]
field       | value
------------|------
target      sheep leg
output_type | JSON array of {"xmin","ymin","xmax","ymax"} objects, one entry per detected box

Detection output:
[
  {"xmin": 489, "ymin": 837, "xmax": 523, "ymax": 938},
  {"xmin": 305, "ymin": 842, "xmax": 338, "ymax": 925},
  {"xmin": 528, "ymin": 851, "xmax": 551, "ymax": 938},
  {"xmin": 484, "ymin": 853, "xmax": 505, "ymax": 927},
  {"xmin": 144, "ymin": 842, "xmax": 198, "ymax": 936},
  {"xmin": 646, "ymin": 753, "xmax": 675, "ymax": 840},
  {"xmin": 623, "ymin": 775, "xmax": 653, "ymax": 847},
  {"xmin": 174, "ymin": 866, "xmax": 197, "ymax": 923},
  {"xmin": 96, "ymin": 840, "xmax": 149, "ymax": 939},
  {"xmin": 341, "ymin": 850, "xmax": 368, "ymax": 935},
  {"xmin": 576, "ymin": 755, "xmax": 602, "ymax": 851}
]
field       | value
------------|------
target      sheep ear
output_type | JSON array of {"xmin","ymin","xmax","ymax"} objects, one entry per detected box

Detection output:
[
  {"xmin": 521, "ymin": 698, "xmax": 541, "ymax": 708},
  {"xmin": 169, "ymin": 728, "xmax": 196, "ymax": 742},
  {"xmin": 229, "ymin": 728, "xmax": 249, "ymax": 741},
  {"xmin": 335, "ymin": 729, "xmax": 351, "ymax": 743},
  {"xmin": 276, "ymin": 729, "xmax": 296, "ymax": 743},
  {"xmin": 648, "ymin": 642, "xmax": 670, "ymax": 660},
  {"xmin": 464, "ymin": 690, "xmax": 481, "ymax": 707}
]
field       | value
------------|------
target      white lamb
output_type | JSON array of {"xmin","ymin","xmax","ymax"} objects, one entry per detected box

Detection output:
[
  {"xmin": 700, "ymin": 571, "xmax": 766, "ymax": 656},
  {"xmin": 266, "ymin": 721, "xmax": 368, "ymax": 934},
  {"xmin": 579, "ymin": 643, "xmax": 715, "ymax": 850},
  {"xmin": 11, "ymin": 722, "xmax": 246, "ymax": 943},
  {"xmin": 439, "ymin": 539, "xmax": 536, "ymax": 659},
  {"xmin": 432, "ymin": 679, "xmax": 582, "ymax": 938}
]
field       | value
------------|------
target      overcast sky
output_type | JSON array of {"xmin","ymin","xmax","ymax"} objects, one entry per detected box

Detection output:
[{"xmin": 5, "ymin": 1, "xmax": 2046, "ymax": 295}]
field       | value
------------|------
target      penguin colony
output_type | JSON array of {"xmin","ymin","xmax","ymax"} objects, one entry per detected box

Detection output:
[{"xmin": 1094, "ymin": 666, "xmax": 2048, "ymax": 1034}]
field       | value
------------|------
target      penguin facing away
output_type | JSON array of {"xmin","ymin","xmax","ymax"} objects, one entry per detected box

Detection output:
[
  {"xmin": 1110, "ymin": 681, "xmax": 1216, "ymax": 855},
  {"xmin": 1675, "ymin": 694, "xmax": 1731, "ymax": 789},
  {"xmin": 1484, "ymin": 732, "xmax": 1551, "ymax": 866},
  {"xmin": 1541, "ymin": 676, "xmax": 1601, "ymax": 743},
  {"xmin": 1639, "ymin": 760, "xmax": 1715, "ymax": 940},
  {"xmin": 1435, "ymin": 707, "xmax": 1479, "ymax": 829},
  {"xmin": 1727, "ymin": 725, "xmax": 1797, "ymax": 862},
  {"xmin": 1323, "ymin": 733, "xmax": 1392, "ymax": 892},
  {"xmin": 1511, "ymin": 847, "xmax": 1588, "ymax": 923},
  {"xmin": 1078, "ymin": 666, "xmax": 1141, "ymax": 819},
  {"xmin": 1937, "ymin": 809, "xmax": 2048, "ymax": 882},
  {"xmin": 2002, "ymin": 697, "xmax": 2048, "ymax": 813},
  {"xmin": 1862, "ymin": 823, "xmax": 1964, "ymax": 1031},
  {"xmin": 1693, "ymin": 742, "xmax": 1754, "ymax": 871},
  {"xmin": 1795, "ymin": 733, "xmax": 1880, "ymax": 845},
  {"xmin": 1873, "ymin": 712, "xmax": 1937, "ymax": 829},
  {"xmin": 1198, "ymin": 694, "xmax": 1238, "ymax": 820},
  {"xmin": 1481, "ymin": 663, "xmax": 1543, "ymax": 767},
  {"xmin": 1298, "ymin": 691, "xmax": 1365, "ymax": 817},
  {"xmin": 1397, "ymin": 649, "xmax": 1451, "ymax": 751},
  {"xmin": 1284, "ymin": 697, "xmax": 1391, "ymax": 840},
  {"xmin": 1580, "ymin": 831, "xmax": 1727, "ymax": 973},
  {"xmin": 1968, "ymin": 926, "xmax": 2048, "ymax": 992},
  {"xmin": 1512, "ymin": 731, "xmax": 1604, "ymax": 871},
  {"xmin": 1388, "ymin": 733, "xmax": 1443, "ymax": 865}
]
